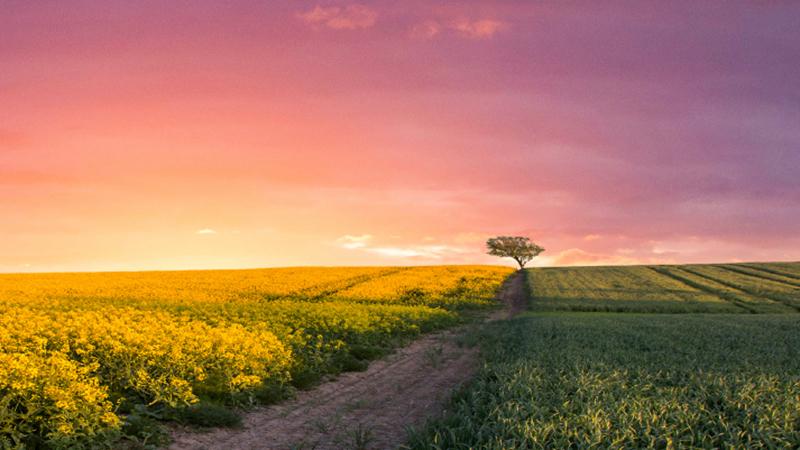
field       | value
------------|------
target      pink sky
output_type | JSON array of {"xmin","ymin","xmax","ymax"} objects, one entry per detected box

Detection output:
[{"xmin": 2, "ymin": 1, "xmax": 799, "ymax": 272}]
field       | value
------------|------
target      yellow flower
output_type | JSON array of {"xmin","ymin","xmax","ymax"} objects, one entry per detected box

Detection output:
[{"xmin": 0, "ymin": 265, "xmax": 511, "ymax": 446}]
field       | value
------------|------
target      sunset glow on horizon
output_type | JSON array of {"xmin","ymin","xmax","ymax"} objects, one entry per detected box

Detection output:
[{"xmin": 2, "ymin": 1, "xmax": 799, "ymax": 272}]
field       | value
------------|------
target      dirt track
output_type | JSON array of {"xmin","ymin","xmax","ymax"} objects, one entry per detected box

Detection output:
[{"xmin": 170, "ymin": 271, "xmax": 527, "ymax": 450}]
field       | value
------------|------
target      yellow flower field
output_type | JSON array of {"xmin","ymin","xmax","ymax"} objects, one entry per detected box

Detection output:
[{"xmin": 0, "ymin": 265, "xmax": 512, "ymax": 448}]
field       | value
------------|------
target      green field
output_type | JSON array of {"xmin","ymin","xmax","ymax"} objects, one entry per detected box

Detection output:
[
  {"xmin": 410, "ymin": 262, "xmax": 800, "ymax": 448},
  {"xmin": 527, "ymin": 262, "xmax": 800, "ymax": 313}
]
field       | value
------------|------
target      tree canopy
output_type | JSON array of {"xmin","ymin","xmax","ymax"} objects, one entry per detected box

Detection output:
[{"xmin": 486, "ymin": 236, "xmax": 544, "ymax": 269}]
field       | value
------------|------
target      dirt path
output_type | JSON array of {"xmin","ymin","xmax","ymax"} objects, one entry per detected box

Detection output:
[
  {"xmin": 170, "ymin": 271, "xmax": 528, "ymax": 450},
  {"xmin": 495, "ymin": 270, "xmax": 528, "ymax": 318}
]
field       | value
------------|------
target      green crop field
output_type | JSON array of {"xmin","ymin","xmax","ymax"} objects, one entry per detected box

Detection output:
[
  {"xmin": 527, "ymin": 262, "xmax": 800, "ymax": 313},
  {"xmin": 410, "ymin": 262, "xmax": 800, "ymax": 449}
]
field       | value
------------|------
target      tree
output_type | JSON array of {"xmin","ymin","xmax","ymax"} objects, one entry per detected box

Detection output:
[{"xmin": 486, "ymin": 236, "xmax": 544, "ymax": 269}]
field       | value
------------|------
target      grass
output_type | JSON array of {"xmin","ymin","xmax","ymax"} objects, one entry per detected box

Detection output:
[
  {"xmin": 423, "ymin": 344, "xmax": 445, "ymax": 369},
  {"xmin": 176, "ymin": 402, "xmax": 243, "ymax": 428},
  {"xmin": 408, "ymin": 313, "xmax": 800, "ymax": 449},
  {"xmin": 345, "ymin": 423, "xmax": 374, "ymax": 450},
  {"xmin": 408, "ymin": 262, "xmax": 800, "ymax": 449}
]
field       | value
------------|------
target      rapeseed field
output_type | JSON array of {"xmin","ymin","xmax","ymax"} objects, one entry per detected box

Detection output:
[{"xmin": 0, "ymin": 265, "xmax": 512, "ymax": 448}]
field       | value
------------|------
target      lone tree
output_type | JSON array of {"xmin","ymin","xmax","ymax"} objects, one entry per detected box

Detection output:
[{"xmin": 486, "ymin": 236, "xmax": 544, "ymax": 269}]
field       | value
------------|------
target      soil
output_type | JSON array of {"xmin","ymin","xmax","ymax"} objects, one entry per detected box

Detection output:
[{"xmin": 169, "ymin": 271, "xmax": 528, "ymax": 450}]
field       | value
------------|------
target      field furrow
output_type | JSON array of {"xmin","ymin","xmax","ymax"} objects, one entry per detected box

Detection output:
[
  {"xmin": 329, "ymin": 265, "xmax": 512, "ymax": 308},
  {"xmin": 299, "ymin": 267, "xmax": 410, "ymax": 300},
  {"xmin": 742, "ymin": 263, "xmax": 800, "ymax": 281},
  {"xmin": 526, "ymin": 263, "xmax": 800, "ymax": 315},
  {"xmin": 719, "ymin": 264, "xmax": 800, "ymax": 289},
  {"xmin": 680, "ymin": 265, "xmax": 800, "ymax": 312},
  {"xmin": 648, "ymin": 266, "xmax": 757, "ymax": 313},
  {"xmin": 528, "ymin": 266, "xmax": 742, "ymax": 313}
]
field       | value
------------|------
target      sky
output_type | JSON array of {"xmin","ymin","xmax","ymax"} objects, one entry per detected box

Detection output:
[{"xmin": 2, "ymin": 1, "xmax": 799, "ymax": 272}]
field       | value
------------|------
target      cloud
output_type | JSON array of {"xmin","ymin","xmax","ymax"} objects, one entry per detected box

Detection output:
[
  {"xmin": 583, "ymin": 234, "xmax": 601, "ymax": 241},
  {"xmin": 409, "ymin": 20, "xmax": 441, "ymax": 39},
  {"xmin": 449, "ymin": 18, "xmax": 506, "ymax": 39},
  {"xmin": 336, "ymin": 234, "xmax": 373, "ymax": 249},
  {"xmin": 410, "ymin": 17, "xmax": 507, "ymax": 40},
  {"xmin": 368, "ymin": 247, "xmax": 425, "ymax": 258},
  {"xmin": 367, "ymin": 244, "xmax": 468, "ymax": 259},
  {"xmin": 195, "ymin": 228, "xmax": 218, "ymax": 235},
  {"xmin": 298, "ymin": 4, "xmax": 377, "ymax": 30},
  {"xmin": 337, "ymin": 234, "xmax": 470, "ymax": 259},
  {"xmin": 550, "ymin": 248, "xmax": 641, "ymax": 266}
]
